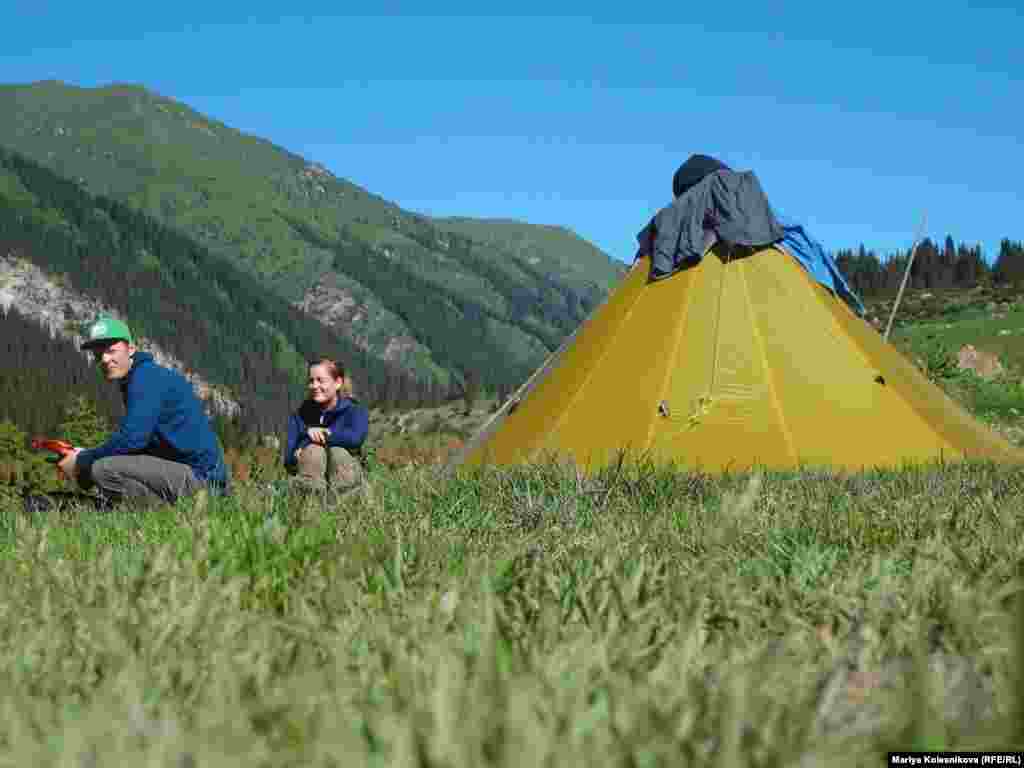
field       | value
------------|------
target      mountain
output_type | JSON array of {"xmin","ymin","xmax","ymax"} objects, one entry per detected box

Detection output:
[
  {"xmin": 0, "ymin": 145, "xmax": 434, "ymax": 437},
  {"xmin": 0, "ymin": 81, "xmax": 627, "ymax": 390}
]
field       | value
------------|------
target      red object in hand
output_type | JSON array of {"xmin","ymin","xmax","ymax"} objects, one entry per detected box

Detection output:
[
  {"xmin": 31, "ymin": 438, "xmax": 75, "ymax": 457},
  {"xmin": 30, "ymin": 438, "xmax": 75, "ymax": 477}
]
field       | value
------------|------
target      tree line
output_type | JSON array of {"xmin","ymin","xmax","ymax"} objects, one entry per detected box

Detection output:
[{"xmin": 835, "ymin": 237, "xmax": 1024, "ymax": 299}]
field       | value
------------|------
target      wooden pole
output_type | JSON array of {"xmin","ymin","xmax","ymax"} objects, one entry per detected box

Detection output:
[{"xmin": 884, "ymin": 214, "xmax": 928, "ymax": 342}]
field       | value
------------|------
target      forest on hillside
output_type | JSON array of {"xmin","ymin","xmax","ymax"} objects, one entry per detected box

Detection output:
[
  {"xmin": 280, "ymin": 212, "xmax": 592, "ymax": 384},
  {"xmin": 0, "ymin": 147, "xmax": 454, "ymax": 440},
  {"xmin": 836, "ymin": 237, "xmax": 1024, "ymax": 298},
  {"xmin": 0, "ymin": 83, "xmax": 625, "ymax": 389},
  {"xmin": 0, "ymin": 307, "xmax": 124, "ymax": 437}
]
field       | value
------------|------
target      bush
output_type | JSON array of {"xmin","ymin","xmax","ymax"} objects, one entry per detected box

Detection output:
[
  {"xmin": 916, "ymin": 337, "xmax": 961, "ymax": 383},
  {"xmin": 57, "ymin": 394, "xmax": 111, "ymax": 447}
]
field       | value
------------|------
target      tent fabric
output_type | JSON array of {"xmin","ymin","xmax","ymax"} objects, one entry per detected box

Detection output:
[
  {"xmin": 779, "ymin": 222, "xmax": 866, "ymax": 316},
  {"xmin": 452, "ymin": 245, "xmax": 1024, "ymax": 474},
  {"xmin": 637, "ymin": 169, "xmax": 785, "ymax": 280}
]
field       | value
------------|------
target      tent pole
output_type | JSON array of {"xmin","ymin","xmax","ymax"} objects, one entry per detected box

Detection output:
[{"xmin": 883, "ymin": 213, "xmax": 927, "ymax": 342}]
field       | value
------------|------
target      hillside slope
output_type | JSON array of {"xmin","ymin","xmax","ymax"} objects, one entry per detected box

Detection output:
[
  {"xmin": 0, "ymin": 146, "xmax": 429, "ymax": 435},
  {"xmin": 0, "ymin": 81, "xmax": 625, "ymax": 388}
]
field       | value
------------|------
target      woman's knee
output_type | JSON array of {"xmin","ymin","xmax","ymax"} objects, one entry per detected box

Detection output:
[
  {"xmin": 327, "ymin": 448, "xmax": 364, "ymax": 487},
  {"xmin": 296, "ymin": 444, "xmax": 327, "ymax": 474}
]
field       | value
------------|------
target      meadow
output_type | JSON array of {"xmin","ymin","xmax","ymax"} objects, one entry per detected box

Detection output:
[
  {"xmin": 3, "ymin": 291, "xmax": 1024, "ymax": 766},
  {"xmin": 2, "ymin": 455, "xmax": 1024, "ymax": 766}
]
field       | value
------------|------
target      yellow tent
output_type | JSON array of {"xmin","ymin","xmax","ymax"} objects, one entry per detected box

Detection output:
[{"xmin": 453, "ymin": 244, "xmax": 1024, "ymax": 473}]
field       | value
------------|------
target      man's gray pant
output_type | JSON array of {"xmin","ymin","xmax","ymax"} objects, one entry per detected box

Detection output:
[{"xmin": 82, "ymin": 455, "xmax": 204, "ymax": 507}]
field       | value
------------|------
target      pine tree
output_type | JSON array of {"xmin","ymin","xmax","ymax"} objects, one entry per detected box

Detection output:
[{"xmin": 994, "ymin": 240, "xmax": 1024, "ymax": 285}]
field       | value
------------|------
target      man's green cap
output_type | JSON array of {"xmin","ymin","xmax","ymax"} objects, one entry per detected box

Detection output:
[{"xmin": 81, "ymin": 316, "xmax": 134, "ymax": 350}]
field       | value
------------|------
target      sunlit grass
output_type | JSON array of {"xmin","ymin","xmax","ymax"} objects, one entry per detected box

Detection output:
[{"xmin": 1, "ymin": 458, "xmax": 1023, "ymax": 765}]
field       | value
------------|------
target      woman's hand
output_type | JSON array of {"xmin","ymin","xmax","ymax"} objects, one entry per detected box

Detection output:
[{"xmin": 306, "ymin": 427, "xmax": 330, "ymax": 446}]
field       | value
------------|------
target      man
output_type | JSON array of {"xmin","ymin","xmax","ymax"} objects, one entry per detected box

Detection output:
[{"xmin": 57, "ymin": 315, "xmax": 230, "ymax": 506}]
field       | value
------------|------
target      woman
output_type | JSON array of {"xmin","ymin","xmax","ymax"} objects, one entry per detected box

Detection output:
[{"xmin": 284, "ymin": 358, "xmax": 369, "ymax": 494}]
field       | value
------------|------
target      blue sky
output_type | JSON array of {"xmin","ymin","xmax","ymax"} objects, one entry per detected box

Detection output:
[{"xmin": 3, "ymin": 2, "xmax": 1022, "ymax": 264}]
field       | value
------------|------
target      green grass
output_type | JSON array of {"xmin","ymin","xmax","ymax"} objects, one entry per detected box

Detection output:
[
  {"xmin": 873, "ymin": 285, "xmax": 1024, "ymax": 426},
  {"xmin": 894, "ymin": 305, "xmax": 1024, "ymax": 371},
  {"xmin": 1, "ymin": 458, "xmax": 1023, "ymax": 765}
]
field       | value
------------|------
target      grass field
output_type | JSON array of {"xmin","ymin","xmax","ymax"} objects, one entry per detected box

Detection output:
[
  {"xmin": 877, "ymin": 283, "xmax": 1024, "ymax": 371},
  {"xmin": 878, "ymin": 286, "xmax": 1024, "ymax": 434},
  {"xmin": 4, "ymin": 290, "xmax": 1024, "ymax": 765},
  {"xmin": 2, "ymin": 457, "xmax": 1024, "ymax": 766}
]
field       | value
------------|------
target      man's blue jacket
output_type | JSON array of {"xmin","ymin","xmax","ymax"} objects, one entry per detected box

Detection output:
[
  {"xmin": 76, "ymin": 352, "xmax": 229, "ymax": 486},
  {"xmin": 284, "ymin": 397, "xmax": 369, "ymax": 467}
]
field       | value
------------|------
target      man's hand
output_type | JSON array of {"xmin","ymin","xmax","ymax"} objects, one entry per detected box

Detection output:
[
  {"xmin": 56, "ymin": 448, "xmax": 82, "ymax": 481},
  {"xmin": 306, "ymin": 427, "xmax": 330, "ymax": 446}
]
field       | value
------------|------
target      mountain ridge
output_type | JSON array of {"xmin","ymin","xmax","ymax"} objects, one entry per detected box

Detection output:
[{"xmin": 0, "ymin": 80, "xmax": 627, "ymax": 389}]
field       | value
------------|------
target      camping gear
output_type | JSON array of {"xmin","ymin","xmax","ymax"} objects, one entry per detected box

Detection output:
[
  {"xmin": 884, "ymin": 214, "xmax": 928, "ymax": 341},
  {"xmin": 637, "ymin": 168, "xmax": 785, "ymax": 280},
  {"xmin": 452, "ymin": 243, "xmax": 1024, "ymax": 473}
]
